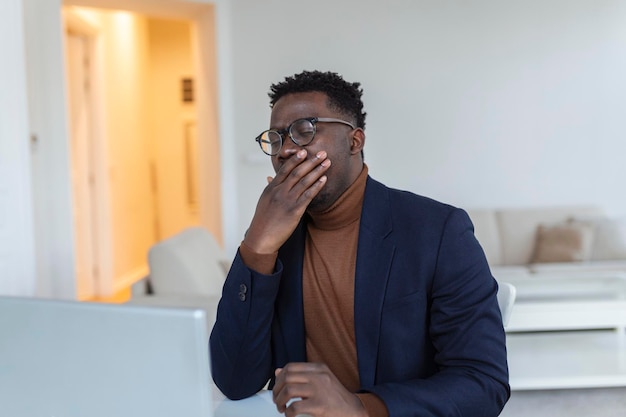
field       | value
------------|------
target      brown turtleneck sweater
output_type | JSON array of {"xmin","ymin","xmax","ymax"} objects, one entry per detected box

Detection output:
[{"xmin": 240, "ymin": 164, "xmax": 389, "ymax": 417}]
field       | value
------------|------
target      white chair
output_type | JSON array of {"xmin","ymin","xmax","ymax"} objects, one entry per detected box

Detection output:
[
  {"xmin": 497, "ymin": 282, "xmax": 516, "ymax": 327},
  {"xmin": 127, "ymin": 227, "xmax": 229, "ymax": 328},
  {"xmin": 146, "ymin": 226, "xmax": 229, "ymax": 297}
]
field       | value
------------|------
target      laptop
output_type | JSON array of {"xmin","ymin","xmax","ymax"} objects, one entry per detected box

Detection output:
[{"xmin": 0, "ymin": 296, "xmax": 213, "ymax": 417}]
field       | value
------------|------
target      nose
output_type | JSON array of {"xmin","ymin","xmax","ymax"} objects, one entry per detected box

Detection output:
[{"xmin": 276, "ymin": 133, "xmax": 301, "ymax": 160}]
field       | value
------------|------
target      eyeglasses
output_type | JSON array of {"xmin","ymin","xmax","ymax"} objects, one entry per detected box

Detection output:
[{"xmin": 255, "ymin": 117, "xmax": 355, "ymax": 156}]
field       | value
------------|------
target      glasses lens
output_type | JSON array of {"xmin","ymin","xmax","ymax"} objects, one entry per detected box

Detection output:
[
  {"xmin": 259, "ymin": 131, "xmax": 282, "ymax": 155},
  {"xmin": 290, "ymin": 119, "xmax": 315, "ymax": 146}
]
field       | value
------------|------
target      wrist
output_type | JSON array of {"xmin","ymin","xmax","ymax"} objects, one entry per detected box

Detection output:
[
  {"xmin": 242, "ymin": 236, "xmax": 277, "ymax": 255},
  {"xmin": 355, "ymin": 393, "xmax": 388, "ymax": 417},
  {"xmin": 239, "ymin": 241, "xmax": 278, "ymax": 275},
  {"xmin": 242, "ymin": 225, "xmax": 282, "ymax": 254}
]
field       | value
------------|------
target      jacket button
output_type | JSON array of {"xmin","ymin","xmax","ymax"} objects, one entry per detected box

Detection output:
[
  {"xmin": 238, "ymin": 292, "xmax": 246, "ymax": 302},
  {"xmin": 239, "ymin": 284, "xmax": 248, "ymax": 294}
]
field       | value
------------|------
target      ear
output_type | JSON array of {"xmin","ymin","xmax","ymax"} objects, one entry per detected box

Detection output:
[{"xmin": 349, "ymin": 128, "xmax": 366, "ymax": 156}]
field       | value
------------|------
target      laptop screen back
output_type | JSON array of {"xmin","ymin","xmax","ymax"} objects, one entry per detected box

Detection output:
[{"xmin": 0, "ymin": 296, "xmax": 213, "ymax": 417}]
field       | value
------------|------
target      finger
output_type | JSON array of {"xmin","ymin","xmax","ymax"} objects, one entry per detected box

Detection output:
[
  {"xmin": 273, "ymin": 150, "xmax": 328, "ymax": 191},
  {"xmin": 272, "ymin": 363, "xmax": 324, "ymax": 402},
  {"xmin": 272, "ymin": 368, "xmax": 286, "ymax": 402},
  {"xmin": 288, "ymin": 160, "xmax": 331, "ymax": 206},
  {"xmin": 264, "ymin": 153, "xmax": 330, "ymax": 212},
  {"xmin": 285, "ymin": 398, "xmax": 316, "ymax": 417},
  {"xmin": 272, "ymin": 364, "xmax": 310, "ymax": 404},
  {"xmin": 289, "ymin": 175, "xmax": 327, "ymax": 211},
  {"xmin": 273, "ymin": 381, "xmax": 311, "ymax": 414},
  {"xmin": 271, "ymin": 149, "xmax": 308, "ymax": 183}
]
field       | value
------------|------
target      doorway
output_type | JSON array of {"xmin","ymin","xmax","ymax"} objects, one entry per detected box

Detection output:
[{"xmin": 62, "ymin": 3, "xmax": 222, "ymax": 299}]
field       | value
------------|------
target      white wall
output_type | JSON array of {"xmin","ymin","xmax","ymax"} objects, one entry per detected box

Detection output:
[
  {"xmin": 0, "ymin": 0, "xmax": 37, "ymax": 296},
  {"xmin": 4, "ymin": 0, "xmax": 626, "ymax": 296},
  {"xmin": 22, "ymin": 0, "xmax": 77, "ymax": 298},
  {"xmin": 90, "ymin": 10, "xmax": 159, "ymax": 294},
  {"xmin": 194, "ymin": 4, "xmax": 227, "ymax": 248},
  {"xmin": 147, "ymin": 18, "xmax": 199, "ymax": 239},
  {"xmin": 227, "ymin": 0, "xmax": 626, "ymax": 254}
]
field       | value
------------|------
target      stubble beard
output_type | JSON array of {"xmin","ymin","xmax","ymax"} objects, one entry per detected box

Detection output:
[{"xmin": 307, "ymin": 189, "xmax": 332, "ymax": 213}]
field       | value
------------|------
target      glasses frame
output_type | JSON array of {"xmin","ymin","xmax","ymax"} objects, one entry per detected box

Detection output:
[{"xmin": 255, "ymin": 117, "xmax": 355, "ymax": 156}]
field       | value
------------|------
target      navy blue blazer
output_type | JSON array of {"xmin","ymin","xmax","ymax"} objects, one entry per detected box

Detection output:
[{"xmin": 210, "ymin": 176, "xmax": 510, "ymax": 416}]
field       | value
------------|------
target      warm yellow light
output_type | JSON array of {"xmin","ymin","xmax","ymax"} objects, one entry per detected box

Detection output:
[{"xmin": 111, "ymin": 11, "xmax": 137, "ymax": 60}]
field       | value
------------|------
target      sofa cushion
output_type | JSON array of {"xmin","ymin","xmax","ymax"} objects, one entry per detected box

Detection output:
[
  {"xmin": 530, "ymin": 219, "xmax": 595, "ymax": 263},
  {"xmin": 466, "ymin": 209, "xmax": 503, "ymax": 266},
  {"xmin": 590, "ymin": 217, "xmax": 626, "ymax": 261}
]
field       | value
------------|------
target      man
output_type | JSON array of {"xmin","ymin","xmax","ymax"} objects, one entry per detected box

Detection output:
[{"xmin": 210, "ymin": 70, "xmax": 509, "ymax": 417}]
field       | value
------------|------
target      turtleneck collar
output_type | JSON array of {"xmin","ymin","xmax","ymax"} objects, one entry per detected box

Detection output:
[{"xmin": 306, "ymin": 164, "xmax": 369, "ymax": 231}]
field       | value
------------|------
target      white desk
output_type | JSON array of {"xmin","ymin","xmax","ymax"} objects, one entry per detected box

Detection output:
[
  {"xmin": 506, "ymin": 274, "xmax": 626, "ymax": 332},
  {"xmin": 507, "ymin": 329, "xmax": 626, "ymax": 390},
  {"xmin": 504, "ymin": 274, "xmax": 626, "ymax": 390},
  {"xmin": 213, "ymin": 390, "xmax": 282, "ymax": 417}
]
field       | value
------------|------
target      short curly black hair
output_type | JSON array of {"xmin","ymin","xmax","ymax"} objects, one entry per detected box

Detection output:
[{"xmin": 268, "ymin": 70, "xmax": 367, "ymax": 129}]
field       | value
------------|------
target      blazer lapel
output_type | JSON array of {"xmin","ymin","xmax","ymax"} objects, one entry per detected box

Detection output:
[
  {"xmin": 354, "ymin": 178, "xmax": 395, "ymax": 389},
  {"xmin": 275, "ymin": 221, "xmax": 307, "ymax": 363}
]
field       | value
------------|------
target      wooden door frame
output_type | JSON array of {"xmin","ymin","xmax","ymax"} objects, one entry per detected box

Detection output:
[{"xmin": 63, "ymin": 9, "xmax": 112, "ymax": 297}]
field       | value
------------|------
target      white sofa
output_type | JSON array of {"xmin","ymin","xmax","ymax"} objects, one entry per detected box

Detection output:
[{"xmin": 466, "ymin": 206, "xmax": 626, "ymax": 281}]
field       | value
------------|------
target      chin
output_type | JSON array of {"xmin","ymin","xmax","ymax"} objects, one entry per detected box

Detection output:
[{"xmin": 307, "ymin": 191, "xmax": 333, "ymax": 213}]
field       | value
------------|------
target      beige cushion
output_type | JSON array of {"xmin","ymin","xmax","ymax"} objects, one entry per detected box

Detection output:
[{"xmin": 531, "ymin": 220, "xmax": 595, "ymax": 263}]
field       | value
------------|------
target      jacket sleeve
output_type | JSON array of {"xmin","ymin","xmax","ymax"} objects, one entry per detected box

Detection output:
[
  {"xmin": 368, "ymin": 208, "xmax": 510, "ymax": 416},
  {"xmin": 209, "ymin": 250, "xmax": 282, "ymax": 400}
]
